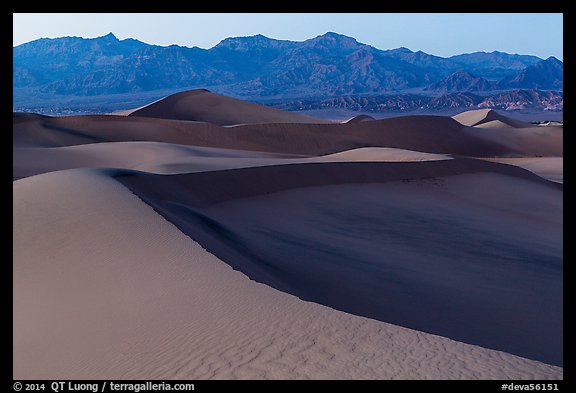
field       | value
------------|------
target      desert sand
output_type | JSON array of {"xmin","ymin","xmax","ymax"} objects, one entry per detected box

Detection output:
[
  {"xmin": 13, "ymin": 90, "xmax": 563, "ymax": 379},
  {"xmin": 128, "ymin": 89, "xmax": 333, "ymax": 125},
  {"xmin": 14, "ymin": 144, "xmax": 452, "ymax": 180},
  {"xmin": 453, "ymin": 108, "xmax": 532, "ymax": 128},
  {"xmin": 479, "ymin": 157, "xmax": 563, "ymax": 183}
]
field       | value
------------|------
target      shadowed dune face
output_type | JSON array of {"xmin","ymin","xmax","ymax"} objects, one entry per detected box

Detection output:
[
  {"xmin": 116, "ymin": 160, "xmax": 560, "ymax": 208},
  {"xmin": 128, "ymin": 89, "xmax": 333, "ymax": 125},
  {"xmin": 116, "ymin": 160, "xmax": 562, "ymax": 366},
  {"xmin": 464, "ymin": 126, "xmax": 563, "ymax": 158},
  {"xmin": 13, "ymin": 113, "xmax": 563, "ymax": 157},
  {"xmin": 14, "ymin": 169, "xmax": 562, "ymax": 380}
]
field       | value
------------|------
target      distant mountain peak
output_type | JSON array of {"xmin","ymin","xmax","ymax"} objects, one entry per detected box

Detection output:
[
  {"xmin": 545, "ymin": 56, "xmax": 563, "ymax": 64},
  {"xmin": 497, "ymin": 56, "xmax": 563, "ymax": 89},
  {"xmin": 383, "ymin": 47, "xmax": 414, "ymax": 55},
  {"xmin": 306, "ymin": 32, "xmax": 361, "ymax": 48},
  {"xmin": 214, "ymin": 34, "xmax": 289, "ymax": 51},
  {"xmin": 323, "ymin": 31, "xmax": 353, "ymax": 38},
  {"xmin": 100, "ymin": 32, "xmax": 118, "ymax": 41}
]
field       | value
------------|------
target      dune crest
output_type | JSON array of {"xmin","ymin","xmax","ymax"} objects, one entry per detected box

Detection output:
[
  {"xmin": 345, "ymin": 114, "xmax": 375, "ymax": 123},
  {"xmin": 453, "ymin": 108, "xmax": 532, "ymax": 128},
  {"xmin": 128, "ymin": 89, "xmax": 332, "ymax": 125},
  {"xmin": 13, "ymin": 144, "xmax": 452, "ymax": 181},
  {"xmin": 116, "ymin": 160, "xmax": 562, "ymax": 366},
  {"xmin": 13, "ymin": 169, "xmax": 562, "ymax": 379}
]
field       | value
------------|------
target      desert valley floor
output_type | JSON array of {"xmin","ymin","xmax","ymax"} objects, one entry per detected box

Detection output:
[{"xmin": 13, "ymin": 89, "xmax": 563, "ymax": 379}]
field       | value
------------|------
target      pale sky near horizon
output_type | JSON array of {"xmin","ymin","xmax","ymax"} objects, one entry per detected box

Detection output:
[{"xmin": 13, "ymin": 13, "xmax": 563, "ymax": 60}]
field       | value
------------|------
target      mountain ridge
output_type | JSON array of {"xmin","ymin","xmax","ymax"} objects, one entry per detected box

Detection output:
[
  {"xmin": 264, "ymin": 89, "xmax": 563, "ymax": 113},
  {"xmin": 14, "ymin": 32, "xmax": 563, "ymax": 100},
  {"xmin": 425, "ymin": 70, "xmax": 497, "ymax": 92}
]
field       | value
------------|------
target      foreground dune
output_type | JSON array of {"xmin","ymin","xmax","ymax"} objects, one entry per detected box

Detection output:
[
  {"xmin": 116, "ymin": 160, "xmax": 562, "ymax": 366},
  {"xmin": 13, "ymin": 169, "xmax": 562, "ymax": 379}
]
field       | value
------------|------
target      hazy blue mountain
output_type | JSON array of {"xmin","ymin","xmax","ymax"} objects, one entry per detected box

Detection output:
[
  {"xmin": 449, "ymin": 51, "xmax": 542, "ymax": 79},
  {"xmin": 13, "ymin": 32, "xmax": 561, "ymax": 101},
  {"xmin": 265, "ymin": 89, "xmax": 562, "ymax": 112},
  {"xmin": 253, "ymin": 41, "xmax": 434, "ymax": 96},
  {"xmin": 498, "ymin": 57, "xmax": 563, "ymax": 90},
  {"xmin": 424, "ymin": 92, "xmax": 483, "ymax": 109},
  {"xmin": 425, "ymin": 70, "xmax": 497, "ymax": 93},
  {"xmin": 39, "ymin": 45, "xmax": 236, "ymax": 95},
  {"xmin": 268, "ymin": 93, "xmax": 431, "ymax": 112},
  {"xmin": 478, "ymin": 88, "xmax": 563, "ymax": 111},
  {"xmin": 382, "ymin": 48, "xmax": 461, "ymax": 81},
  {"xmin": 13, "ymin": 33, "xmax": 149, "ymax": 88}
]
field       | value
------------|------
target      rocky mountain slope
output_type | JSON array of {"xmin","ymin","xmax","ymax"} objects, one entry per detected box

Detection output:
[{"xmin": 14, "ymin": 32, "xmax": 563, "ymax": 99}]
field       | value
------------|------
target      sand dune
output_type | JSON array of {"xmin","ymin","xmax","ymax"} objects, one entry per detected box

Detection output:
[
  {"xmin": 453, "ymin": 109, "xmax": 532, "ymax": 128},
  {"xmin": 14, "ymin": 144, "xmax": 451, "ymax": 181},
  {"xmin": 13, "ymin": 89, "xmax": 563, "ymax": 379},
  {"xmin": 345, "ymin": 114, "xmax": 376, "ymax": 123},
  {"xmin": 474, "ymin": 120, "xmax": 514, "ymax": 128},
  {"xmin": 128, "ymin": 89, "xmax": 332, "ymax": 125},
  {"xmin": 13, "ymin": 169, "xmax": 562, "ymax": 379},
  {"xmin": 16, "ymin": 137, "xmax": 559, "ymax": 185},
  {"xmin": 110, "ymin": 96, "xmax": 167, "ymax": 116},
  {"xmin": 450, "ymin": 109, "xmax": 562, "ymax": 157},
  {"xmin": 116, "ymin": 160, "xmax": 562, "ymax": 366},
  {"xmin": 13, "ymin": 112, "xmax": 52, "ymax": 123},
  {"xmin": 480, "ymin": 157, "xmax": 563, "ymax": 183},
  {"xmin": 464, "ymin": 126, "xmax": 563, "ymax": 157},
  {"xmin": 13, "ymin": 142, "xmax": 298, "ymax": 180},
  {"xmin": 15, "ymin": 112, "xmax": 562, "ymax": 157},
  {"xmin": 117, "ymin": 159, "xmax": 560, "ymax": 208},
  {"xmin": 314, "ymin": 147, "xmax": 450, "ymax": 162}
]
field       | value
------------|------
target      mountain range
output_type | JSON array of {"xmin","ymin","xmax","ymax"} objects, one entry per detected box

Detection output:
[
  {"xmin": 12, "ymin": 32, "xmax": 563, "ymax": 117},
  {"xmin": 265, "ymin": 89, "xmax": 563, "ymax": 113},
  {"xmin": 14, "ymin": 32, "xmax": 563, "ymax": 98}
]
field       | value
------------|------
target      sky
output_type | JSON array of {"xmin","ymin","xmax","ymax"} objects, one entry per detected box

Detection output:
[{"xmin": 13, "ymin": 13, "xmax": 563, "ymax": 60}]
